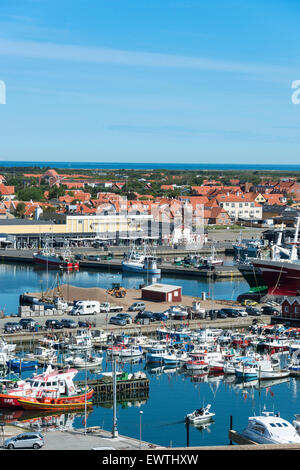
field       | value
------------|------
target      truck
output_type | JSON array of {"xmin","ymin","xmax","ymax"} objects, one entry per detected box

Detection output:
[
  {"xmin": 99, "ymin": 302, "xmax": 123, "ymax": 313},
  {"xmin": 70, "ymin": 300, "xmax": 101, "ymax": 316}
]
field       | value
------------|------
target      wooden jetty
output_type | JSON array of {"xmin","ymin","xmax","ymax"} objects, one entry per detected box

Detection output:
[{"xmin": 75, "ymin": 375, "xmax": 150, "ymax": 404}]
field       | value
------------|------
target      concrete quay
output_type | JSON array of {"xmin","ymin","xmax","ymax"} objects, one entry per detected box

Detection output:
[
  {"xmin": 0, "ymin": 424, "xmax": 161, "ymax": 450},
  {"xmin": 0, "ymin": 248, "xmax": 243, "ymax": 278}
]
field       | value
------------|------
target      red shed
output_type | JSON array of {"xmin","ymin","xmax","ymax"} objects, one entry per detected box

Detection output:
[{"xmin": 141, "ymin": 283, "xmax": 182, "ymax": 302}]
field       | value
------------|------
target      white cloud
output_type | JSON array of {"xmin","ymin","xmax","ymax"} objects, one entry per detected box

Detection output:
[{"xmin": 0, "ymin": 38, "xmax": 291, "ymax": 76}]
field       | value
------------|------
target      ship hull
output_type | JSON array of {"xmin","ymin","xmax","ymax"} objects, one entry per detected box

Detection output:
[
  {"xmin": 252, "ymin": 260, "xmax": 300, "ymax": 296},
  {"xmin": 34, "ymin": 254, "xmax": 79, "ymax": 270},
  {"xmin": 122, "ymin": 262, "xmax": 161, "ymax": 275}
]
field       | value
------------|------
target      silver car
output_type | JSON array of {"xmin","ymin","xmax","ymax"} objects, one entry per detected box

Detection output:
[{"xmin": 4, "ymin": 432, "xmax": 44, "ymax": 449}]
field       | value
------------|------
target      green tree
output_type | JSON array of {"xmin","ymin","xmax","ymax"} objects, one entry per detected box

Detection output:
[
  {"xmin": 14, "ymin": 202, "xmax": 26, "ymax": 218},
  {"xmin": 17, "ymin": 187, "xmax": 45, "ymax": 202}
]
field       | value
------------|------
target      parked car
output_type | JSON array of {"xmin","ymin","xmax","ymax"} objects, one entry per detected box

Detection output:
[
  {"xmin": 246, "ymin": 306, "xmax": 262, "ymax": 316},
  {"xmin": 235, "ymin": 309, "xmax": 248, "ymax": 317},
  {"xmin": 60, "ymin": 319, "xmax": 78, "ymax": 328},
  {"xmin": 218, "ymin": 308, "xmax": 239, "ymax": 318},
  {"xmin": 109, "ymin": 316, "xmax": 127, "ymax": 326},
  {"xmin": 4, "ymin": 432, "xmax": 44, "ymax": 449},
  {"xmin": 4, "ymin": 322, "xmax": 22, "ymax": 332},
  {"xmin": 216, "ymin": 310, "xmax": 228, "ymax": 319},
  {"xmin": 134, "ymin": 310, "xmax": 156, "ymax": 323},
  {"xmin": 45, "ymin": 319, "xmax": 64, "ymax": 329},
  {"xmin": 87, "ymin": 255, "xmax": 101, "ymax": 261},
  {"xmin": 113, "ymin": 313, "xmax": 132, "ymax": 324},
  {"xmin": 260, "ymin": 305, "xmax": 280, "ymax": 315},
  {"xmin": 18, "ymin": 319, "xmax": 39, "ymax": 330},
  {"xmin": 153, "ymin": 312, "xmax": 169, "ymax": 321},
  {"xmin": 207, "ymin": 309, "xmax": 219, "ymax": 320},
  {"xmin": 128, "ymin": 302, "xmax": 145, "ymax": 312}
]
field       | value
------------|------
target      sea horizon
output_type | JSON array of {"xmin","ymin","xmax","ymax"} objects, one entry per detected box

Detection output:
[{"xmin": 1, "ymin": 161, "xmax": 300, "ymax": 171}]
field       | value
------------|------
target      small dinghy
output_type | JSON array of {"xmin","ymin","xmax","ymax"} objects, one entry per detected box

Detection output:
[{"xmin": 186, "ymin": 404, "xmax": 215, "ymax": 424}]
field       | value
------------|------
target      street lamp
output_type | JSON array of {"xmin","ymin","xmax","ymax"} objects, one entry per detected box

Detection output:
[{"xmin": 139, "ymin": 411, "xmax": 143, "ymax": 449}]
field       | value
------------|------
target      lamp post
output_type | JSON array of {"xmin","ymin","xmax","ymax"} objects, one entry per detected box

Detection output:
[
  {"xmin": 139, "ymin": 410, "xmax": 143, "ymax": 449},
  {"xmin": 112, "ymin": 356, "xmax": 118, "ymax": 438}
]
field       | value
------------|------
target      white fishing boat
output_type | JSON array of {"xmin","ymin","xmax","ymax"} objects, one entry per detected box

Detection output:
[
  {"xmin": 185, "ymin": 353, "xmax": 209, "ymax": 371},
  {"xmin": 259, "ymin": 368, "xmax": 290, "ymax": 380},
  {"xmin": 118, "ymin": 345, "xmax": 144, "ymax": 358},
  {"xmin": 288, "ymin": 349, "xmax": 300, "ymax": 375},
  {"xmin": 186, "ymin": 404, "xmax": 215, "ymax": 424},
  {"xmin": 241, "ymin": 411, "xmax": 300, "ymax": 444},
  {"xmin": 24, "ymin": 346, "xmax": 57, "ymax": 362},
  {"xmin": 69, "ymin": 355, "xmax": 103, "ymax": 369}
]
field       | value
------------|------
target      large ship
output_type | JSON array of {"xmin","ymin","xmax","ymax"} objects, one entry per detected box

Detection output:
[
  {"xmin": 236, "ymin": 223, "xmax": 295, "ymax": 301},
  {"xmin": 250, "ymin": 218, "xmax": 300, "ymax": 297},
  {"xmin": 33, "ymin": 243, "xmax": 79, "ymax": 270}
]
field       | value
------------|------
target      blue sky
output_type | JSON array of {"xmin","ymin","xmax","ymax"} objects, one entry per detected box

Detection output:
[{"xmin": 0, "ymin": 0, "xmax": 300, "ymax": 164}]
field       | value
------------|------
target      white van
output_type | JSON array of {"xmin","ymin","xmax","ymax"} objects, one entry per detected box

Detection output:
[{"xmin": 70, "ymin": 301, "xmax": 100, "ymax": 316}]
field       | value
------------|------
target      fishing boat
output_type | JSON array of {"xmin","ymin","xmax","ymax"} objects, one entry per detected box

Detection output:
[
  {"xmin": 17, "ymin": 397, "xmax": 93, "ymax": 412},
  {"xmin": 288, "ymin": 349, "xmax": 300, "ymax": 376},
  {"xmin": 24, "ymin": 347, "xmax": 57, "ymax": 362},
  {"xmin": 250, "ymin": 218, "xmax": 300, "ymax": 296},
  {"xmin": 259, "ymin": 368, "xmax": 290, "ymax": 380},
  {"xmin": 7, "ymin": 359, "xmax": 38, "ymax": 371},
  {"xmin": 0, "ymin": 365, "xmax": 92, "ymax": 408},
  {"xmin": 145, "ymin": 345, "xmax": 169, "ymax": 364},
  {"xmin": 241, "ymin": 411, "xmax": 300, "ymax": 444},
  {"xmin": 33, "ymin": 243, "xmax": 79, "ymax": 270},
  {"xmin": 68, "ymin": 355, "xmax": 103, "ymax": 369},
  {"xmin": 235, "ymin": 358, "xmax": 280, "ymax": 379},
  {"xmin": 186, "ymin": 404, "xmax": 215, "ymax": 424},
  {"xmin": 118, "ymin": 345, "xmax": 144, "ymax": 358},
  {"xmin": 122, "ymin": 247, "xmax": 161, "ymax": 275},
  {"xmin": 185, "ymin": 353, "xmax": 209, "ymax": 372}
]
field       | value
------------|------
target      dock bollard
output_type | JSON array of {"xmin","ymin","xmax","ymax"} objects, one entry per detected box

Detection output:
[{"xmin": 185, "ymin": 416, "xmax": 190, "ymax": 447}]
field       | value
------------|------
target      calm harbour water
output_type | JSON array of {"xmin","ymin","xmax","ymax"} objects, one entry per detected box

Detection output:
[{"xmin": 0, "ymin": 262, "xmax": 299, "ymax": 447}]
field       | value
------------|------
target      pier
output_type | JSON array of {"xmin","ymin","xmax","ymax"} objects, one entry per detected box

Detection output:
[
  {"xmin": 75, "ymin": 375, "xmax": 150, "ymax": 404},
  {"xmin": 0, "ymin": 248, "xmax": 242, "ymax": 279}
]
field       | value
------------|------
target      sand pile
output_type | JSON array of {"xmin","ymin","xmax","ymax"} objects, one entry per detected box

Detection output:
[{"xmin": 29, "ymin": 284, "xmax": 239, "ymax": 313}]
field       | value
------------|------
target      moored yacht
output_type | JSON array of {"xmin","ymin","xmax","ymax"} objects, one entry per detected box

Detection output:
[{"xmin": 241, "ymin": 411, "xmax": 300, "ymax": 444}]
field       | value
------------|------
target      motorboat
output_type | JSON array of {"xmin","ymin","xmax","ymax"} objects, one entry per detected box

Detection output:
[
  {"xmin": 118, "ymin": 345, "xmax": 144, "ymax": 358},
  {"xmin": 0, "ymin": 338, "xmax": 16, "ymax": 354},
  {"xmin": 259, "ymin": 368, "xmax": 290, "ymax": 380},
  {"xmin": 185, "ymin": 353, "xmax": 209, "ymax": 372},
  {"xmin": 66, "ymin": 331, "xmax": 93, "ymax": 351},
  {"xmin": 145, "ymin": 345, "xmax": 169, "ymax": 364},
  {"xmin": 288, "ymin": 349, "xmax": 300, "ymax": 376},
  {"xmin": 24, "ymin": 346, "xmax": 57, "ymax": 362},
  {"xmin": 186, "ymin": 404, "xmax": 215, "ymax": 424},
  {"xmin": 241, "ymin": 411, "xmax": 300, "ymax": 444},
  {"xmin": 68, "ymin": 354, "xmax": 103, "ymax": 369}
]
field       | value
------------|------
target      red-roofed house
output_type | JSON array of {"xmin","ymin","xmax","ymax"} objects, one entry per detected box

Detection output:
[
  {"xmin": 0, "ymin": 184, "xmax": 15, "ymax": 200},
  {"xmin": 216, "ymin": 194, "xmax": 263, "ymax": 221}
]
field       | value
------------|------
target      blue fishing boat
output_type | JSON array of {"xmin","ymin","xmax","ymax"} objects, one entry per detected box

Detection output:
[{"xmin": 7, "ymin": 359, "xmax": 38, "ymax": 371}]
